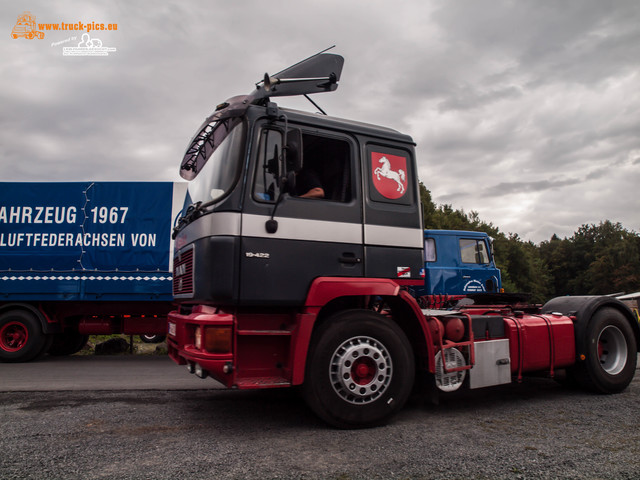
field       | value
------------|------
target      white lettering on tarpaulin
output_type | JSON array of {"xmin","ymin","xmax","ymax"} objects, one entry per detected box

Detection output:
[
  {"xmin": 0, "ymin": 206, "xmax": 77, "ymax": 224},
  {"xmin": 0, "ymin": 205, "xmax": 129, "ymax": 225},
  {"xmin": 0, "ymin": 232, "xmax": 162, "ymax": 249},
  {"xmin": 131, "ymin": 233, "xmax": 156, "ymax": 247}
]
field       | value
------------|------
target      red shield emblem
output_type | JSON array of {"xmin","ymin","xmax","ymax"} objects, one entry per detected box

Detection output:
[{"xmin": 371, "ymin": 152, "xmax": 408, "ymax": 200}]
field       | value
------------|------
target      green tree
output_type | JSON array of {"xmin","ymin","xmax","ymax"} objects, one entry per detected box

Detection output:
[
  {"xmin": 539, "ymin": 221, "xmax": 640, "ymax": 296},
  {"xmin": 420, "ymin": 184, "xmax": 640, "ymax": 300}
]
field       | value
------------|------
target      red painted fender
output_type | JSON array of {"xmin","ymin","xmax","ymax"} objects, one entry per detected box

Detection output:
[{"xmin": 290, "ymin": 277, "xmax": 434, "ymax": 385}]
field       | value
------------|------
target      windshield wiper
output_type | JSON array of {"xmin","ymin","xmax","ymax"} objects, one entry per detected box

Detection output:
[
  {"xmin": 181, "ymin": 121, "xmax": 219, "ymax": 178},
  {"xmin": 180, "ymin": 104, "xmax": 246, "ymax": 181}
]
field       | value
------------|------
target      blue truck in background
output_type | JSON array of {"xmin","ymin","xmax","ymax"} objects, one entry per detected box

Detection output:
[
  {"xmin": 0, "ymin": 182, "xmax": 186, "ymax": 362},
  {"xmin": 415, "ymin": 229, "xmax": 502, "ymax": 303}
]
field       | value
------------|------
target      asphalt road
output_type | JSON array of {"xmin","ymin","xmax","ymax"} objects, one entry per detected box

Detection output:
[
  {"xmin": 0, "ymin": 354, "xmax": 221, "ymax": 391},
  {"xmin": 1, "ymin": 355, "xmax": 640, "ymax": 480}
]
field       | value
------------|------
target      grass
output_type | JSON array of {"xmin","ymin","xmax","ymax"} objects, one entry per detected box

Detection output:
[{"xmin": 75, "ymin": 334, "xmax": 168, "ymax": 356}]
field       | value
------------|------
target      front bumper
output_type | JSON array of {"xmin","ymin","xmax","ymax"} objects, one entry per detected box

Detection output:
[{"xmin": 167, "ymin": 307, "xmax": 235, "ymax": 387}]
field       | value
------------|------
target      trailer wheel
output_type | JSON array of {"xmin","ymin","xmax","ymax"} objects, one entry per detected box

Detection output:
[
  {"xmin": 139, "ymin": 334, "xmax": 166, "ymax": 343},
  {"xmin": 48, "ymin": 332, "xmax": 89, "ymax": 356},
  {"xmin": 303, "ymin": 310, "xmax": 414, "ymax": 428},
  {"xmin": 573, "ymin": 307, "xmax": 637, "ymax": 393},
  {"xmin": 0, "ymin": 310, "xmax": 48, "ymax": 363}
]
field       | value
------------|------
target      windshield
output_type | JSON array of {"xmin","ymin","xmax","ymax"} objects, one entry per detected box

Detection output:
[
  {"xmin": 185, "ymin": 120, "xmax": 245, "ymax": 206},
  {"xmin": 180, "ymin": 116, "xmax": 242, "ymax": 181}
]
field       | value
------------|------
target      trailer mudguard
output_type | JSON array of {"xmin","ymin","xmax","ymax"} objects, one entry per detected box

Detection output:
[
  {"xmin": 541, "ymin": 295, "xmax": 640, "ymax": 360},
  {"xmin": 0, "ymin": 302, "xmax": 55, "ymax": 334}
]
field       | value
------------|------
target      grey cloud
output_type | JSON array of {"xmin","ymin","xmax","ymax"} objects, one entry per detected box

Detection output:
[
  {"xmin": 437, "ymin": 85, "xmax": 523, "ymax": 112},
  {"xmin": 483, "ymin": 178, "xmax": 578, "ymax": 197}
]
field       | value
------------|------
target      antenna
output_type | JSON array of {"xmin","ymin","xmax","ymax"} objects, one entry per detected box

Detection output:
[{"xmin": 304, "ymin": 94, "xmax": 327, "ymax": 115}]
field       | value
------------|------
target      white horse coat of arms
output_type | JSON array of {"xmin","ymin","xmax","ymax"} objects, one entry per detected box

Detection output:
[{"xmin": 371, "ymin": 152, "xmax": 408, "ymax": 200}]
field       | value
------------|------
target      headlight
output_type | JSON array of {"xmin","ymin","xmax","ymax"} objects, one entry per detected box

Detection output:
[{"xmin": 194, "ymin": 327, "xmax": 202, "ymax": 350}]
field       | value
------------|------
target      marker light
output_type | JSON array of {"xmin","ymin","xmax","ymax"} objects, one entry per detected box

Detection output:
[
  {"xmin": 203, "ymin": 326, "xmax": 232, "ymax": 353},
  {"xmin": 194, "ymin": 326, "xmax": 232, "ymax": 353}
]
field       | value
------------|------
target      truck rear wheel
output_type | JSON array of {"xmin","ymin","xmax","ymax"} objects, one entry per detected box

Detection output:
[
  {"xmin": 572, "ymin": 307, "xmax": 637, "ymax": 393},
  {"xmin": 303, "ymin": 310, "xmax": 414, "ymax": 428},
  {"xmin": 0, "ymin": 310, "xmax": 48, "ymax": 363}
]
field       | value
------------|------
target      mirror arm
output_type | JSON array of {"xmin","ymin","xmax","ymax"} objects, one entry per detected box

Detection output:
[{"xmin": 265, "ymin": 113, "xmax": 290, "ymax": 234}]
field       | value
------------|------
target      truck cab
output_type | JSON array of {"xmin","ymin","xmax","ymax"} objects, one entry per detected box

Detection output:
[
  {"xmin": 171, "ymin": 54, "xmax": 424, "ymax": 308},
  {"xmin": 416, "ymin": 229, "xmax": 502, "ymax": 297}
]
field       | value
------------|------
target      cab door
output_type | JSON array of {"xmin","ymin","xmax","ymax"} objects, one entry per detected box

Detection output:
[
  {"xmin": 458, "ymin": 237, "xmax": 499, "ymax": 293},
  {"xmin": 240, "ymin": 122, "xmax": 363, "ymax": 306},
  {"xmin": 362, "ymin": 143, "xmax": 423, "ymax": 283}
]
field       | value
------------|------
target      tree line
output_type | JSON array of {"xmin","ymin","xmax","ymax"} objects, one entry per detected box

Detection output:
[{"xmin": 420, "ymin": 183, "xmax": 640, "ymax": 303}]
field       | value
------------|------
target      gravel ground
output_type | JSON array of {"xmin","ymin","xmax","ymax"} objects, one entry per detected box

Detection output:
[{"xmin": 1, "ymin": 373, "xmax": 639, "ymax": 480}]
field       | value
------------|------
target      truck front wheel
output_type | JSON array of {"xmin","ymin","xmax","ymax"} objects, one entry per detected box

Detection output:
[
  {"xmin": 0, "ymin": 310, "xmax": 48, "ymax": 363},
  {"xmin": 303, "ymin": 310, "xmax": 415, "ymax": 428},
  {"xmin": 572, "ymin": 307, "xmax": 637, "ymax": 393}
]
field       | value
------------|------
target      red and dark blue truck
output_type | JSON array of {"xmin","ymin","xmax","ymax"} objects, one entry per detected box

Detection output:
[{"xmin": 167, "ymin": 51, "xmax": 638, "ymax": 427}]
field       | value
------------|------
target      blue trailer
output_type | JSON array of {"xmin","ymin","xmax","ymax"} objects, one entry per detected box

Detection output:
[
  {"xmin": 414, "ymin": 229, "xmax": 502, "ymax": 301},
  {"xmin": 0, "ymin": 182, "xmax": 186, "ymax": 362}
]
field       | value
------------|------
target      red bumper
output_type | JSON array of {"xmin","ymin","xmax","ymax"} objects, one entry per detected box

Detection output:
[{"xmin": 167, "ymin": 308, "xmax": 235, "ymax": 388}]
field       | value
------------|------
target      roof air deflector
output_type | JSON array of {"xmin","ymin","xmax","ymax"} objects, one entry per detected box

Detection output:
[{"xmin": 252, "ymin": 49, "xmax": 344, "ymax": 99}]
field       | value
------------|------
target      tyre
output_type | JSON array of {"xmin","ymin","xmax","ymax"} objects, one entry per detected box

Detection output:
[
  {"xmin": 139, "ymin": 334, "xmax": 166, "ymax": 343},
  {"xmin": 0, "ymin": 310, "xmax": 48, "ymax": 363},
  {"xmin": 571, "ymin": 307, "xmax": 637, "ymax": 393},
  {"xmin": 48, "ymin": 332, "xmax": 89, "ymax": 356},
  {"xmin": 303, "ymin": 310, "xmax": 415, "ymax": 428}
]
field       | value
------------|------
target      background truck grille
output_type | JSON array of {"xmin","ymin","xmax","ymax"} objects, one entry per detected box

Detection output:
[{"xmin": 173, "ymin": 247, "xmax": 194, "ymax": 296}]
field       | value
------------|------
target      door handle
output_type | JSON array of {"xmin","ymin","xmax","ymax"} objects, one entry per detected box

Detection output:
[{"xmin": 339, "ymin": 255, "xmax": 361, "ymax": 264}]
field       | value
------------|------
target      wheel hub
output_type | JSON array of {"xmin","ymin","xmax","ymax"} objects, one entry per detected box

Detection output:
[
  {"xmin": 0, "ymin": 322, "xmax": 28, "ymax": 352},
  {"xmin": 330, "ymin": 336, "xmax": 392, "ymax": 404},
  {"xmin": 597, "ymin": 325, "xmax": 627, "ymax": 375}
]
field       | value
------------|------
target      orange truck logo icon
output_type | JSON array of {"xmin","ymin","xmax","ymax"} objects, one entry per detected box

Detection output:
[{"xmin": 11, "ymin": 12, "xmax": 44, "ymax": 40}]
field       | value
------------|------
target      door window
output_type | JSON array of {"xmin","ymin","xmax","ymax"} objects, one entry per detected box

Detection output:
[
  {"xmin": 253, "ymin": 129, "xmax": 283, "ymax": 202},
  {"xmin": 425, "ymin": 238, "xmax": 437, "ymax": 262},
  {"xmin": 253, "ymin": 127, "xmax": 352, "ymax": 203},
  {"xmin": 459, "ymin": 239, "xmax": 490, "ymax": 264}
]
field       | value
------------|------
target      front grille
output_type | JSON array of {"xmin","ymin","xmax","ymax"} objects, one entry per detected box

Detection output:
[{"xmin": 173, "ymin": 246, "xmax": 194, "ymax": 296}]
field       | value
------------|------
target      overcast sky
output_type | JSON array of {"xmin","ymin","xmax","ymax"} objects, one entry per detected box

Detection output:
[{"xmin": 2, "ymin": 0, "xmax": 639, "ymax": 243}]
